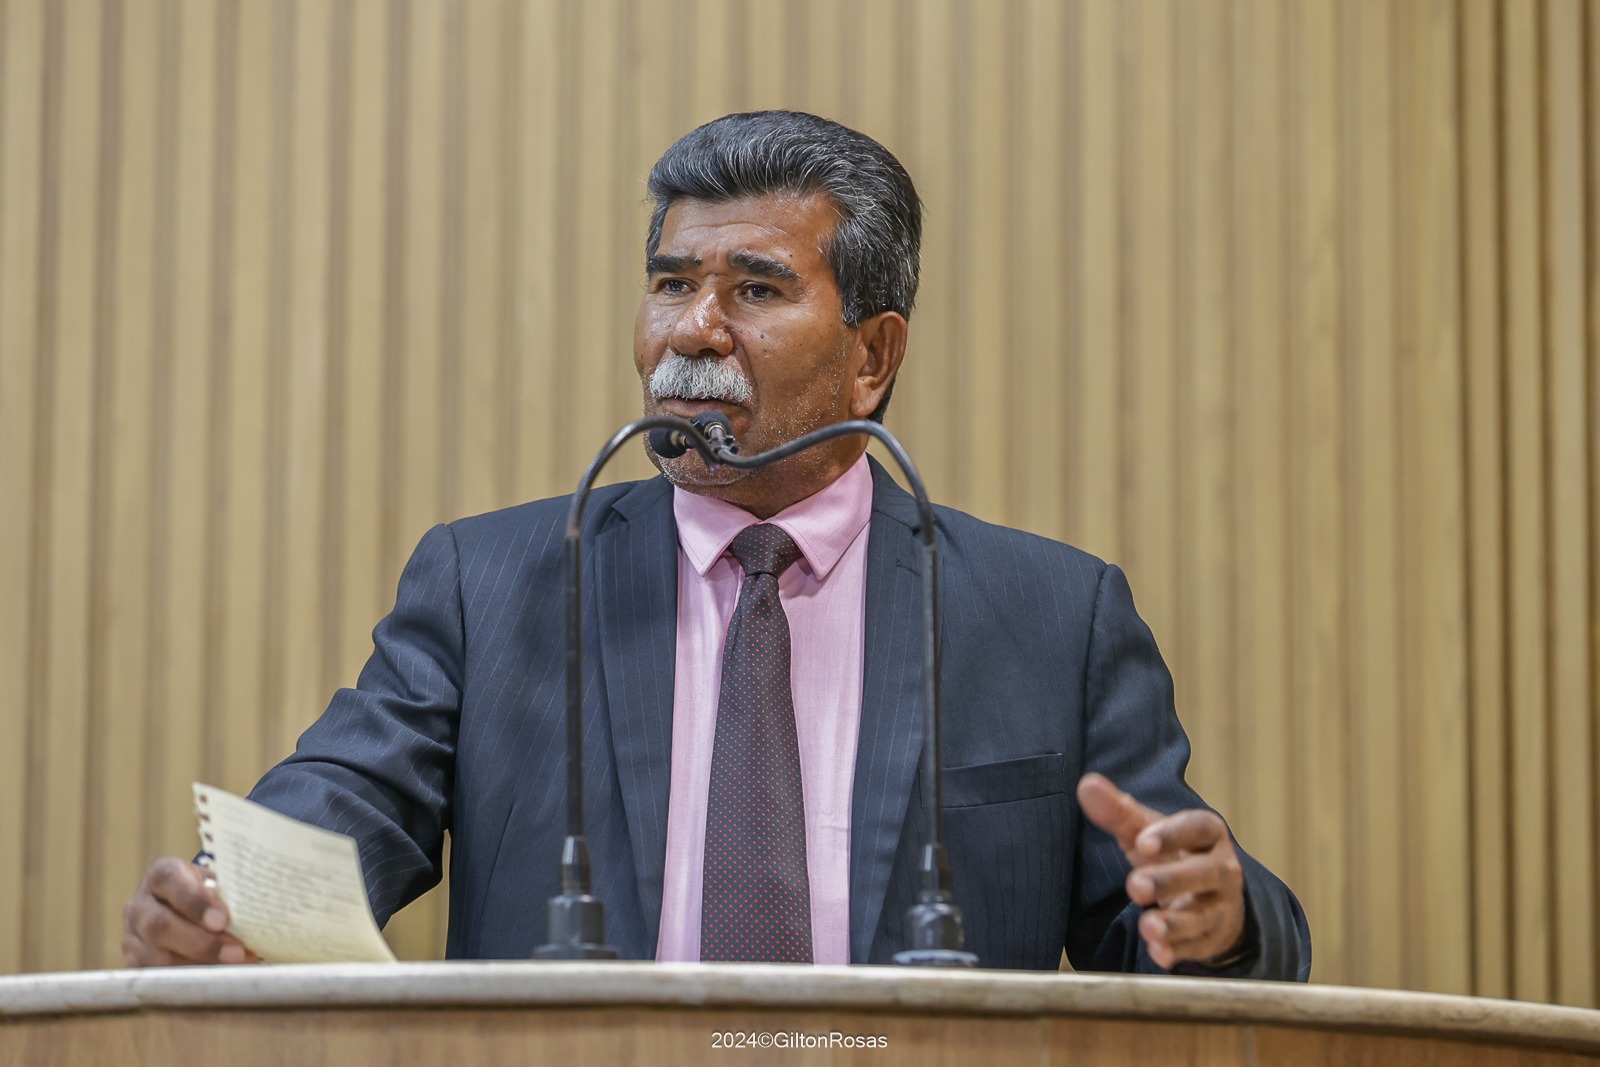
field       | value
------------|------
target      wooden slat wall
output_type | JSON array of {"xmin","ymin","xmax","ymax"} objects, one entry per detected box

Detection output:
[{"xmin": 0, "ymin": 0, "xmax": 1595, "ymax": 1006}]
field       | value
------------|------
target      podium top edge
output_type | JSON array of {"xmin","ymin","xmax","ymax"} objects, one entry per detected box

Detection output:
[{"xmin": 0, "ymin": 962, "xmax": 1595, "ymax": 1053}]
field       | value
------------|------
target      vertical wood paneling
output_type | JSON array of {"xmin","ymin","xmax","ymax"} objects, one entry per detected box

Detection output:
[
  {"xmin": 1176, "ymin": 0, "xmax": 1236, "ymax": 824},
  {"xmin": 957, "ymin": 0, "xmax": 1007, "ymax": 518},
  {"xmin": 1459, "ymin": 0, "xmax": 1510, "ymax": 1002},
  {"xmin": 399, "ymin": 0, "xmax": 446, "ymax": 546},
  {"xmin": 797, "ymin": 0, "xmax": 844, "ymax": 132},
  {"xmin": 196, "ymin": 0, "xmax": 237, "ymax": 793},
  {"xmin": 80, "ymin": 0, "xmax": 122, "ymax": 971},
  {"xmin": 743, "ymin": 0, "xmax": 787, "ymax": 109},
  {"xmin": 1399, "ymin": 0, "xmax": 1471, "ymax": 994},
  {"xmin": 1, "ymin": 0, "xmax": 1596, "ymax": 1003},
  {"xmin": 1074, "ymin": 0, "xmax": 1120, "ymax": 559},
  {"xmin": 1588, "ymin": 0, "xmax": 1600, "ymax": 1015},
  {"xmin": 92, "ymin": 0, "xmax": 154, "ymax": 971},
  {"xmin": 1125, "ymin": 0, "xmax": 1178, "ymax": 669},
  {"xmin": 1289, "ymin": 0, "xmax": 1351, "ymax": 987},
  {"xmin": 139, "ymin": 0, "xmax": 180, "ymax": 859},
  {"xmin": 518, "ymin": 0, "xmax": 560, "ymax": 495},
  {"xmin": 256, "ymin": 0, "xmax": 293, "ymax": 775},
  {"xmin": 1010, "ymin": 0, "xmax": 1069, "ymax": 541},
  {"xmin": 903, "ymin": 0, "xmax": 957, "ymax": 498},
  {"xmin": 1540, "ymin": 0, "xmax": 1594, "ymax": 1010},
  {"xmin": 218, "ymin": 0, "xmax": 271, "ymax": 797},
  {"xmin": 37, "ymin": 0, "xmax": 102, "ymax": 970},
  {"xmin": 457, "ymin": 0, "xmax": 506, "ymax": 521},
  {"xmin": 0, "ymin": 0, "xmax": 46, "ymax": 975},
  {"xmin": 1501, "ymin": 0, "xmax": 1552, "ymax": 1004},
  {"xmin": 158, "ymin": 0, "xmax": 218, "ymax": 863},
  {"xmin": 1345, "ymin": 0, "xmax": 1403, "ymax": 993},
  {"xmin": 336, "ymin": 0, "xmax": 388, "ymax": 695},
  {"xmin": 1231, "ymin": 0, "xmax": 1294, "ymax": 904},
  {"xmin": 608, "ymin": 6, "xmax": 645, "ymax": 467},
  {"xmin": 278, "ymin": 0, "xmax": 331, "ymax": 779}
]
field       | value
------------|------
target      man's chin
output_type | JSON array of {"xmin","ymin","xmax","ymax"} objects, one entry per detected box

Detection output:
[{"xmin": 652, "ymin": 450, "xmax": 749, "ymax": 490}]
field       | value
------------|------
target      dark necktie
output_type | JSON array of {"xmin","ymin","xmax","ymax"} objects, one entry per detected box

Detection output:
[{"xmin": 700, "ymin": 523, "xmax": 813, "ymax": 963}]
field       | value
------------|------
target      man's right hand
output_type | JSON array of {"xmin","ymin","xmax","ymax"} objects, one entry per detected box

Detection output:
[{"xmin": 122, "ymin": 857, "xmax": 260, "ymax": 967}]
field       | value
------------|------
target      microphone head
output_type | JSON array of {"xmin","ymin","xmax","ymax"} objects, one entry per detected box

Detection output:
[
  {"xmin": 646, "ymin": 425, "xmax": 687, "ymax": 459},
  {"xmin": 689, "ymin": 410, "xmax": 733, "ymax": 442},
  {"xmin": 647, "ymin": 411, "xmax": 735, "ymax": 460}
]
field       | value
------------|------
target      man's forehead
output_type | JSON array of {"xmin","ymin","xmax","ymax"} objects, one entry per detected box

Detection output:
[{"xmin": 657, "ymin": 193, "xmax": 839, "ymax": 250}]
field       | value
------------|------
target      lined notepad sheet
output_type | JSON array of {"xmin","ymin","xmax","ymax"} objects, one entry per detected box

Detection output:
[{"xmin": 192, "ymin": 784, "xmax": 398, "ymax": 964}]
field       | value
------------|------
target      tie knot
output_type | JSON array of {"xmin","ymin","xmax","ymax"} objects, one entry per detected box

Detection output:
[{"xmin": 727, "ymin": 523, "xmax": 803, "ymax": 578}]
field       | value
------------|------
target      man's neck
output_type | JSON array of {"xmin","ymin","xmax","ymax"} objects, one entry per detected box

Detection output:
[{"xmin": 684, "ymin": 445, "xmax": 868, "ymax": 519}]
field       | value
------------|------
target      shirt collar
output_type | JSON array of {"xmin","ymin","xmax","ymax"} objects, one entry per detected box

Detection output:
[{"xmin": 672, "ymin": 453, "xmax": 874, "ymax": 581}]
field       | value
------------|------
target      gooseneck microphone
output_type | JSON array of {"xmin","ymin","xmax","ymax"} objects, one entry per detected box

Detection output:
[
  {"xmin": 534, "ymin": 412, "xmax": 730, "ymax": 960},
  {"xmin": 646, "ymin": 413, "xmax": 737, "ymax": 461},
  {"xmin": 536, "ymin": 410, "xmax": 976, "ymax": 966}
]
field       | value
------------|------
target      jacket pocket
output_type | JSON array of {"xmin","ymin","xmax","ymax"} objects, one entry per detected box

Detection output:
[{"xmin": 938, "ymin": 753, "xmax": 1070, "ymax": 808}]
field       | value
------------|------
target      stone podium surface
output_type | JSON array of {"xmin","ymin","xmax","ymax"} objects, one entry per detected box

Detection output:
[{"xmin": 2, "ymin": 962, "xmax": 1597, "ymax": 1065}]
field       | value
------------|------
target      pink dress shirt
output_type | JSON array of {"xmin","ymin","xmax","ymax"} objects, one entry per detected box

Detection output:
[{"xmin": 655, "ymin": 455, "xmax": 873, "ymax": 964}]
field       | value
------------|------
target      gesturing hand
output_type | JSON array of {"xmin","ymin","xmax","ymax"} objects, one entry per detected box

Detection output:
[
  {"xmin": 1076, "ymin": 772, "xmax": 1248, "ymax": 970},
  {"xmin": 122, "ymin": 857, "xmax": 260, "ymax": 967}
]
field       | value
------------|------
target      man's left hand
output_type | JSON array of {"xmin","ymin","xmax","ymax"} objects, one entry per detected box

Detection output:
[{"xmin": 1076, "ymin": 772, "xmax": 1247, "ymax": 969}]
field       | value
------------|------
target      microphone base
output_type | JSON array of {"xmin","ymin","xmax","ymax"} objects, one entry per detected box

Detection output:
[
  {"xmin": 892, "ymin": 948, "xmax": 979, "ymax": 968},
  {"xmin": 894, "ymin": 892, "xmax": 979, "ymax": 968},
  {"xmin": 532, "ymin": 891, "xmax": 619, "ymax": 961}
]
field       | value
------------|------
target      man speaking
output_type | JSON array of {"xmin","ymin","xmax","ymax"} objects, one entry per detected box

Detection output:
[{"xmin": 124, "ymin": 110, "xmax": 1311, "ymax": 978}]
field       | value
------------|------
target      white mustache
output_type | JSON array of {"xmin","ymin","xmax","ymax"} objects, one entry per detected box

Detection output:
[{"xmin": 649, "ymin": 354, "xmax": 753, "ymax": 405}]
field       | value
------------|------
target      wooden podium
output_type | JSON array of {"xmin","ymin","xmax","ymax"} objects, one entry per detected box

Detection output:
[{"xmin": 2, "ymin": 962, "xmax": 1597, "ymax": 1065}]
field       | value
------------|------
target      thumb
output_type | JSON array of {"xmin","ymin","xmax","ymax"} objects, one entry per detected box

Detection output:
[{"xmin": 1077, "ymin": 772, "xmax": 1161, "ymax": 853}]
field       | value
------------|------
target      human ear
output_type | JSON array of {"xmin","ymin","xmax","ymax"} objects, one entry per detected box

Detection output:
[{"xmin": 849, "ymin": 311, "xmax": 908, "ymax": 420}]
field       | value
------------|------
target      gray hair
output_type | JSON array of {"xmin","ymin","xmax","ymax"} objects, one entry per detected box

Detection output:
[
  {"xmin": 645, "ymin": 111, "xmax": 923, "ymax": 421},
  {"xmin": 648, "ymin": 354, "xmax": 754, "ymax": 405}
]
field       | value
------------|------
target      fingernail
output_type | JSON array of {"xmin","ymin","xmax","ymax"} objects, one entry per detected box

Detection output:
[
  {"xmin": 1146, "ymin": 917, "xmax": 1167, "ymax": 939},
  {"xmin": 218, "ymin": 944, "xmax": 244, "ymax": 965},
  {"xmin": 1137, "ymin": 831, "xmax": 1161, "ymax": 854},
  {"xmin": 202, "ymin": 907, "xmax": 227, "ymax": 932},
  {"xmin": 1129, "ymin": 875, "xmax": 1153, "ymax": 900}
]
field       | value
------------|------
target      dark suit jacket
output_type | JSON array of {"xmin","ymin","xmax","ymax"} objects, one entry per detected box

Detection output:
[{"xmin": 249, "ymin": 458, "xmax": 1311, "ymax": 978}]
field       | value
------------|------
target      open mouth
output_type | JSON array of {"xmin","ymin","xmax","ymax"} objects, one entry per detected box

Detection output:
[{"xmin": 654, "ymin": 397, "xmax": 747, "ymax": 428}]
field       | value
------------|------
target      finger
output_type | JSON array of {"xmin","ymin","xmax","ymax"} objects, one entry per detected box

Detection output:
[
  {"xmin": 146, "ymin": 857, "xmax": 228, "ymax": 931},
  {"xmin": 1126, "ymin": 853, "xmax": 1227, "ymax": 906},
  {"xmin": 128, "ymin": 897, "xmax": 241, "ymax": 965},
  {"xmin": 1138, "ymin": 897, "xmax": 1218, "ymax": 946},
  {"xmin": 1133, "ymin": 809, "xmax": 1228, "ymax": 860},
  {"xmin": 122, "ymin": 931, "xmax": 181, "ymax": 969},
  {"xmin": 1077, "ymin": 773, "xmax": 1163, "ymax": 853},
  {"xmin": 1164, "ymin": 927, "xmax": 1241, "ymax": 966}
]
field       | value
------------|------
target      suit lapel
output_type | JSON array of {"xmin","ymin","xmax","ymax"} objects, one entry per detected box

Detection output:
[
  {"xmin": 593, "ymin": 477, "xmax": 677, "ymax": 955},
  {"xmin": 850, "ymin": 459, "xmax": 929, "ymax": 963}
]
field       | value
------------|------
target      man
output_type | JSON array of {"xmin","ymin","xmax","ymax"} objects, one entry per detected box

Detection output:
[{"xmin": 124, "ymin": 111, "xmax": 1310, "ymax": 978}]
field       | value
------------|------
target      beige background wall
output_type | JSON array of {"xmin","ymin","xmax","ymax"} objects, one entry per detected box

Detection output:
[{"xmin": 0, "ymin": 0, "xmax": 1595, "ymax": 1006}]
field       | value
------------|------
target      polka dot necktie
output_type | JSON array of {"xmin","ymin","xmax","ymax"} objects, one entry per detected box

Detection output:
[{"xmin": 700, "ymin": 523, "xmax": 814, "ymax": 963}]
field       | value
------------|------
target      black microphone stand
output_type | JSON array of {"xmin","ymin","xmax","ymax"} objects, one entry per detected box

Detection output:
[
  {"xmin": 536, "ymin": 413, "xmax": 977, "ymax": 966},
  {"xmin": 534, "ymin": 414, "xmax": 726, "ymax": 960}
]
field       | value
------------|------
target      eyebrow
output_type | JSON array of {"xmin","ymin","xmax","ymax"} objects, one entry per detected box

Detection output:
[
  {"xmin": 646, "ymin": 253, "xmax": 699, "ymax": 275},
  {"xmin": 728, "ymin": 250, "xmax": 801, "ymax": 284}
]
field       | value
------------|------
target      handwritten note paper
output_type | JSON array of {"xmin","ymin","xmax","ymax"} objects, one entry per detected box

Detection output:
[{"xmin": 192, "ymin": 783, "xmax": 398, "ymax": 964}]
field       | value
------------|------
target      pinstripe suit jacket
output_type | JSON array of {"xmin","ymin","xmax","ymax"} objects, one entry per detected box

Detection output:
[{"xmin": 249, "ymin": 458, "xmax": 1311, "ymax": 978}]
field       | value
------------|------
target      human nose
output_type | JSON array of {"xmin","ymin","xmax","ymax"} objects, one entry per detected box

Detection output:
[{"xmin": 667, "ymin": 287, "xmax": 734, "ymax": 358}]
